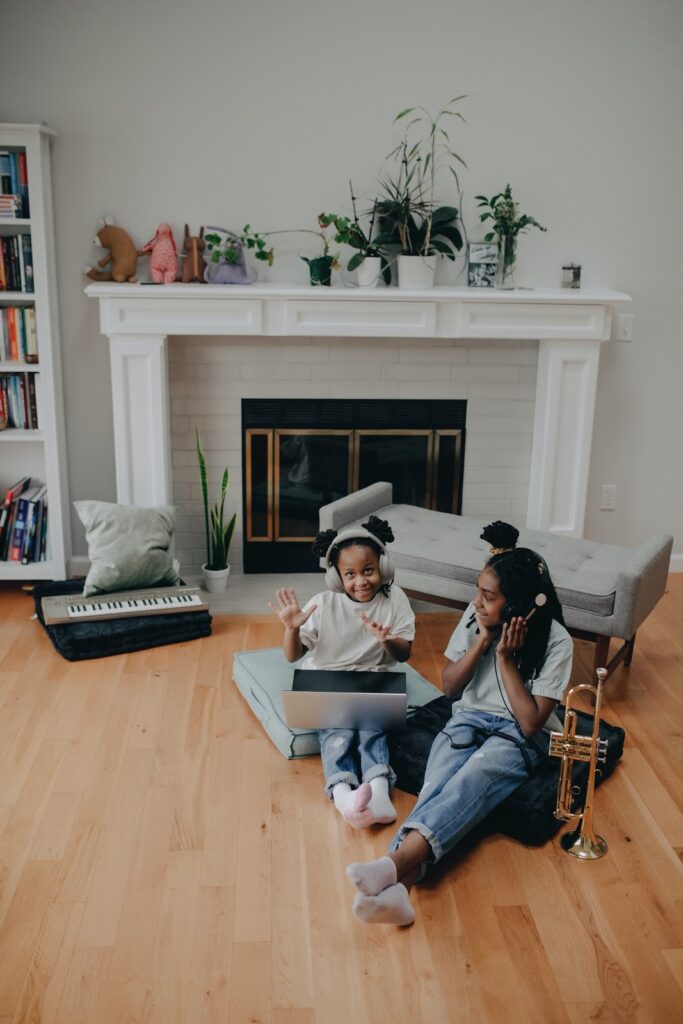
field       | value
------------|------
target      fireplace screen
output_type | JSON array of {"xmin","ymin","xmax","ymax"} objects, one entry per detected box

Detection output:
[{"xmin": 243, "ymin": 399, "xmax": 466, "ymax": 572}]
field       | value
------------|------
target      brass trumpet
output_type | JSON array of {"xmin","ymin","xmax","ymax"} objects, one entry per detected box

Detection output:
[{"xmin": 549, "ymin": 667, "xmax": 608, "ymax": 859}]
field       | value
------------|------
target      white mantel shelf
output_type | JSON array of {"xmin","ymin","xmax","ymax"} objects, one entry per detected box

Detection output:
[
  {"xmin": 86, "ymin": 282, "xmax": 630, "ymax": 340},
  {"xmin": 86, "ymin": 282, "xmax": 631, "ymax": 538}
]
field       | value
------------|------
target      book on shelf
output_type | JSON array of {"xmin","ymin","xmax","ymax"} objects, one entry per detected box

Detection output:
[
  {"xmin": 0, "ymin": 150, "xmax": 29, "ymax": 218},
  {"xmin": 0, "ymin": 478, "xmax": 47, "ymax": 564},
  {"xmin": 0, "ymin": 372, "xmax": 39, "ymax": 429},
  {"xmin": 0, "ymin": 235, "xmax": 34, "ymax": 293},
  {"xmin": 0, "ymin": 307, "xmax": 37, "ymax": 362},
  {"xmin": 21, "ymin": 484, "xmax": 46, "ymax": 563}
]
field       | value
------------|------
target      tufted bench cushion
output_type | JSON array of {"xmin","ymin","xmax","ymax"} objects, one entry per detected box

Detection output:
[
  {"xmin": 370, "ymin": 503, "xmax": 629, "ymax": 618},
  {"xmin": 319, "ymin": 483, "xmax": 673, "ymax": 676}
]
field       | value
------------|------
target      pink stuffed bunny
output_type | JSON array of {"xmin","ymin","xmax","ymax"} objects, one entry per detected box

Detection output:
[{"xmin": 139, "ymin": 223, "xmax": 178, "ymax": 283}]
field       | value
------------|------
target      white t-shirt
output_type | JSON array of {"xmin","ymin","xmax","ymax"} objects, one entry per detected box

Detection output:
[
  {"xmin": 298, "ymin": 585, "xmax": 416, "ymax": 671},
  {"xmin": 444, "ymin": 602, "xmax": 573, "ymax": 733}
]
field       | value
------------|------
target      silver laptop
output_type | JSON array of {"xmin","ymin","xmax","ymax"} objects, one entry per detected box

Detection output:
[{"xmin": 282, "ymin": 669, "xmax": 407, "ymax": 730}]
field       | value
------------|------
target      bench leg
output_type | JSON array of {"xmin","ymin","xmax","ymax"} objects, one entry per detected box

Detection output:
[
  {"xmin": 594, "ymin": 635, "xmax": 610, "ymax": 676},
  {"xmin": 624, "ymin": 633, "xmax": 636, "ymax": 666}
]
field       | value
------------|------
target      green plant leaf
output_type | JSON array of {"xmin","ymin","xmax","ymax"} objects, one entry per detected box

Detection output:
[
  {"xmin": 348, "ymin": 252, "xmax": 365, "ymax": 271},
  {"xmin": 431, "ymin": 206, "xmax": 459, "ymax": 224}
]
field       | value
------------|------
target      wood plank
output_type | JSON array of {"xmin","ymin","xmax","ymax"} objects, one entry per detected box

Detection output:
[{"xmin": 0, "ymin": 579, "xmax": 682, "ymax": 1023}]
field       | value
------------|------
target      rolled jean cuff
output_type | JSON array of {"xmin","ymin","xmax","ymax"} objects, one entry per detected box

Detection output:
[
  {"xmin": 389, "ymin": 820, "xmax": 443, "ymax": 866},
  {"xmin": 361, "ymin": 763, "xmax": 396, "ymax": 789},
  {"xmin": 324, "ymin": 771, "xmax": 359, "ymax": 798}
]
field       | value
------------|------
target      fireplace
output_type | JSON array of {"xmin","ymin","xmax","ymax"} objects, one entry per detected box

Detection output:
[{"xmin": 242, "ymin": 398, "xmax": 466, "ymax": 572}]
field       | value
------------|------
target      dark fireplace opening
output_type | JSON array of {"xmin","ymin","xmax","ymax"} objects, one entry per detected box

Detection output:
[{"xmin": 242, "ymin": 398, "xmax": 466, "ymax": 573}]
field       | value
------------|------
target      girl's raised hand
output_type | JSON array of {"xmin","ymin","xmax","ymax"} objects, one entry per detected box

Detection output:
[
  {"xmin": 358, "ymin": 611, "xmax": 397, "ymax": 645},
  {"xmin": 497, "ymin": 616, "xmax": 528, "ymax": 659},
  {"xmin": 268, "ymin": 588, "xmax": 317, "ymax": 630}
]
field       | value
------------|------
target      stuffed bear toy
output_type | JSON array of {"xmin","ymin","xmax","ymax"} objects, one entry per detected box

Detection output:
[
  {"xmin": 182, "ymin": 224, "xmax": 206, "ymax": 283},
  {"xmin": 84, "ymin": 218, "xmax": 139, "ymax": 283},
  {"xmin": 139, "ymin": 223, "xmax": 178, "ymax": 284}
]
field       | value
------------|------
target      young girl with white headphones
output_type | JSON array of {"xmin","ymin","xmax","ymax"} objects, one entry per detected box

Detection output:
[{"xmin": 269, "ymin": 516, "xmax": 415, "ymax": 829}]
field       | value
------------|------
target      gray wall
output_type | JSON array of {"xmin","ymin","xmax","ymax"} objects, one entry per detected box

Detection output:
[{"xmin": 1, "ymin": 0, "xmax": 681, "ymax": 560}]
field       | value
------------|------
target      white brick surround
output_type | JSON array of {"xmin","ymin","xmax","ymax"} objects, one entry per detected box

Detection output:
[{"xmin": 169, "ymin": 336, "xmax": 536, "ymax": 573}]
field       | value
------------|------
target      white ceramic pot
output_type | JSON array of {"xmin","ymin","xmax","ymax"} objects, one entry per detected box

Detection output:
[
  {"xmin": 355, "ymin": 256, "xmax": 382, "ymax": 287},
  {"xmin": 201, "ymin": 563, "xmax": 231, "ymax": 593},
  {"xmin": 397, "ymin": 254, "xmax": 437, "ymax": 290}
]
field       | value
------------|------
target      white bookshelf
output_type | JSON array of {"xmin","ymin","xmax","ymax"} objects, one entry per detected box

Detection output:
[{"xmin": 0, "ymin": 124, "xmax": 70, "ymax": 580}]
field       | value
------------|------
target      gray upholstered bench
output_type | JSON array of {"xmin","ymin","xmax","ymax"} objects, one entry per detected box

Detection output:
[{"xmin": 319, "ymin": 482, "xmax": 673, "ymax": 682}]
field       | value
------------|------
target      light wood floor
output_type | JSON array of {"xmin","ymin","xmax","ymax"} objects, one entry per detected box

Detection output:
[{"xmin": 0, "ymin": 579, "xmax": 682, "ymax": 1024}]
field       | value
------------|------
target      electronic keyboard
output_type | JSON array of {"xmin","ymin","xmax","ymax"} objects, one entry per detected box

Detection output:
[{"xmin": 41, "ymin": 586, "xmax": 209, "ymax": 625}]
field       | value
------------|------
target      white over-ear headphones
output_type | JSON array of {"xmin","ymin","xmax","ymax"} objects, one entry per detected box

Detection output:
[{"xmin": 323, "ymin": 526, "xmax": 394, "ymax": 593}]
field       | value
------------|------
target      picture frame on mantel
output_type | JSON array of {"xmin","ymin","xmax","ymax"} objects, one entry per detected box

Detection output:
[{"xmin": 468, "ymin": 241, "xmax": 498, "ymax": 288}]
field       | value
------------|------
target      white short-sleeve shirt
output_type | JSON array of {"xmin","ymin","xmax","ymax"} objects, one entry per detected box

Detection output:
[
  {"xmin": 444, "ymin": 603, "xmax": 573, "ymax": 733},
  {"xmin": 298, "ymin": 585, "xmax": 415, "ymax": 672}
]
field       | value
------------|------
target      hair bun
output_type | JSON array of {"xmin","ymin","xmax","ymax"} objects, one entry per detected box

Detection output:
[
  {"xmin": 311, "ymin": 528, "xmax": 338, "ymax": 558},
  {"xmin": 480, "ymin": 521, "xmax": 519, "ymax": 554},
  {"xmin": 362, "ymin": 515, "xmax": 394, "ymax": 545}
]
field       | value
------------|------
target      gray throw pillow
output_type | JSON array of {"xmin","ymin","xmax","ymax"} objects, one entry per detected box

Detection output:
[{"xmin": 74, "ymin": 500, "xmax": 180, "ymax": 597}]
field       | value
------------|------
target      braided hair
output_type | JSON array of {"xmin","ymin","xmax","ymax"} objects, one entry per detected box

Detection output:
[
  {"xmin": 311, "ymin": 516, "xmax": 395, "ymax": 594},
  {"xmin": 480, "ymin": 521, "xmax": 565, "ymax": 683}
]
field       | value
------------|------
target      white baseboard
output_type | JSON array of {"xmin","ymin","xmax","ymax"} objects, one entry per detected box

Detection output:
[
  {"xmin": 68, "ymin": 556, "xmax": 90, "ymax": 577},
  {"xmin": 669, "ymin": 553, "xmax": 683, "ymax": 573}
]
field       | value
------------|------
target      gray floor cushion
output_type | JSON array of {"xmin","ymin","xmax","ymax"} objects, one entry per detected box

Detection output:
[{"xmin": 232, "ymin": 647, "xmax": 442, "ymax": 759}]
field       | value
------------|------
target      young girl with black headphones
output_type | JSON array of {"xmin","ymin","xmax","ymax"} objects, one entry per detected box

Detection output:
[
  {"xmin": 346, "ymin": 521, "xmax": 573, "ymax": 926},
  {"xmin": 270, "ymin": 516, "xmax": 415, "ymax": 829}
]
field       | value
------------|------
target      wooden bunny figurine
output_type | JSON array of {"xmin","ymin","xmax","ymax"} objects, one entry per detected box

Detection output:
[{"xmin": 182, "ymin": 225, "xmax": 205, "ymax": 283}]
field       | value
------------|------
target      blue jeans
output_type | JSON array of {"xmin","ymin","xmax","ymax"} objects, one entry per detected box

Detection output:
[
  {"xmin": 389, "ymin": 709, "xmax": 549, "ymax": 869},
  {"xmin": 319, "ymin": 728, "xmax": 396, "ymax": 797}
]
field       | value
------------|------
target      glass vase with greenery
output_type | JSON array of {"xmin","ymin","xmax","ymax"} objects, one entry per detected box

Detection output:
[
  {"xmin": 373, "ymin": 96, "xmax": 467, "ymax": 264},
  {"xmin": 475, "ymin": 185, "xmax": 547, "ymax": 289},
  {"xmin": 196, "ymin": 429, "xmax": 236, "ymax": 572}
]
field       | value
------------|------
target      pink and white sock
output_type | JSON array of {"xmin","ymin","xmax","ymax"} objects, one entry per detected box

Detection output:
[
  {"xmin": 332, "ymin": 783, "xmax": 374, "ymax": 829},
  {"xmin": 346, "ymin": 855, "xmax": 397, "ymax": 896},
  {"xmin": 352, "ymin": 883, "xmax": 415, "ymax": 926}
]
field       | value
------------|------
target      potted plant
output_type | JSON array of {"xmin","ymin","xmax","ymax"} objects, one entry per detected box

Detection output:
[
  {"xmin": 196, "ymin": 429, "xmax": 237, "ymax": 592},
  {"xmin": 476, "ymin": 185, "xmax": 547, "ymax": 289},
  {"xmin": 375, "ymin": 96, "xmax": 467, "ymax": 288},
  {"xmin": 299, "ymin": 214, "xmax": 341, "ymax": 286},
  {"xmin": 327, "ymin": 182, "xmax": 390, "ymax": 287},
  {"xmin": 204, "ymin": 226, "xmax": 274, "ymax": 284}
]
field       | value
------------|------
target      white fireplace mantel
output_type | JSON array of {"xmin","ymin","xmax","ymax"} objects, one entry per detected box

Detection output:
[{"xmin": 86, "ymin": 282, "xmax": 631, "ymax": 538}]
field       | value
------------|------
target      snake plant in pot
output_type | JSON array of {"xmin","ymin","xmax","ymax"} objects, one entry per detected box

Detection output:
[{"xmin": 196, "ymin": 429, "xmax": 237, "ymax": 592}]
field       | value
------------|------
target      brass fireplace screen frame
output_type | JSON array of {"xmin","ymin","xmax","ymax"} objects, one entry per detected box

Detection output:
[{"xmin": 245, "ymin": 427, "xmax": 463, "ymax": 542}]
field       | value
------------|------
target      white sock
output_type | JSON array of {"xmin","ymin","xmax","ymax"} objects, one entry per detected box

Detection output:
[
  {"xmin": 332, "ymin": 783, "xmax": 354, "ymax": 814},
  {"xmin": 352, "ymin": 883, "xmax": 415, "ymax": 926},
  {"xmin": 332, "ymin": 783, "xmax": 374, "ymax": 829},
  {"xmin": 346, "ymin": 855, "xmax": 397, "ymax": 896},
  {"xmin": 368, "ymin": 776, "xmax": 396, "ymax": 823}
]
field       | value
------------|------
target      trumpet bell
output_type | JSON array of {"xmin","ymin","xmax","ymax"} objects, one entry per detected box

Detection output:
[{"xmin": 560, "ymin": 827, "xmax": 608, "ymax": 860}]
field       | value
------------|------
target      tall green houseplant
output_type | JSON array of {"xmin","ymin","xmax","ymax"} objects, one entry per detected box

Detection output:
[{"xmin": 196, "ymin": 429, "xmax": 236, "ymax": 571}]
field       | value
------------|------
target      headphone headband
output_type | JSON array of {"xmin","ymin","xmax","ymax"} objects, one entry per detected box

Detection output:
[{"xmin": 323, "ymin": 526, "xmax": 393, "ymax": 592}]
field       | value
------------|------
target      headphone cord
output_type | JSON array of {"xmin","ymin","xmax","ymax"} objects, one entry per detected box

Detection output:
[{"xmin": 489, "ymin": 631, "xmax": 547, "ymax": 761}]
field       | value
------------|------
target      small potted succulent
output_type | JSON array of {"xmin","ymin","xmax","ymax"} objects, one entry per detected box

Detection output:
[{"xmin": 196, "ymin": 429, "xmax": 236, "ymax": 592}]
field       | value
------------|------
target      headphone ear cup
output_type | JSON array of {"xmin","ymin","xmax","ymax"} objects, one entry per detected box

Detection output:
[
  {"xmin": 501, "ymin": 602, "xmax": 515, "ymax": 623},
  {"xmin": 325, "ymin": 565, "xmax": 344, "ymax": 593},
  {"xmin": 379, "ymin": 552, "xmax": 394, "ymax": 585}
]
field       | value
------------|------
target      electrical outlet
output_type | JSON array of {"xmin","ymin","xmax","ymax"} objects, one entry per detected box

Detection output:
[
  {"xmin": 600, "ymin": 484, "xmax": 617, "ymax": 510},
  {"xmin": 615, "ymin": 313, "xmax": 634, "ymax": 342}
]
